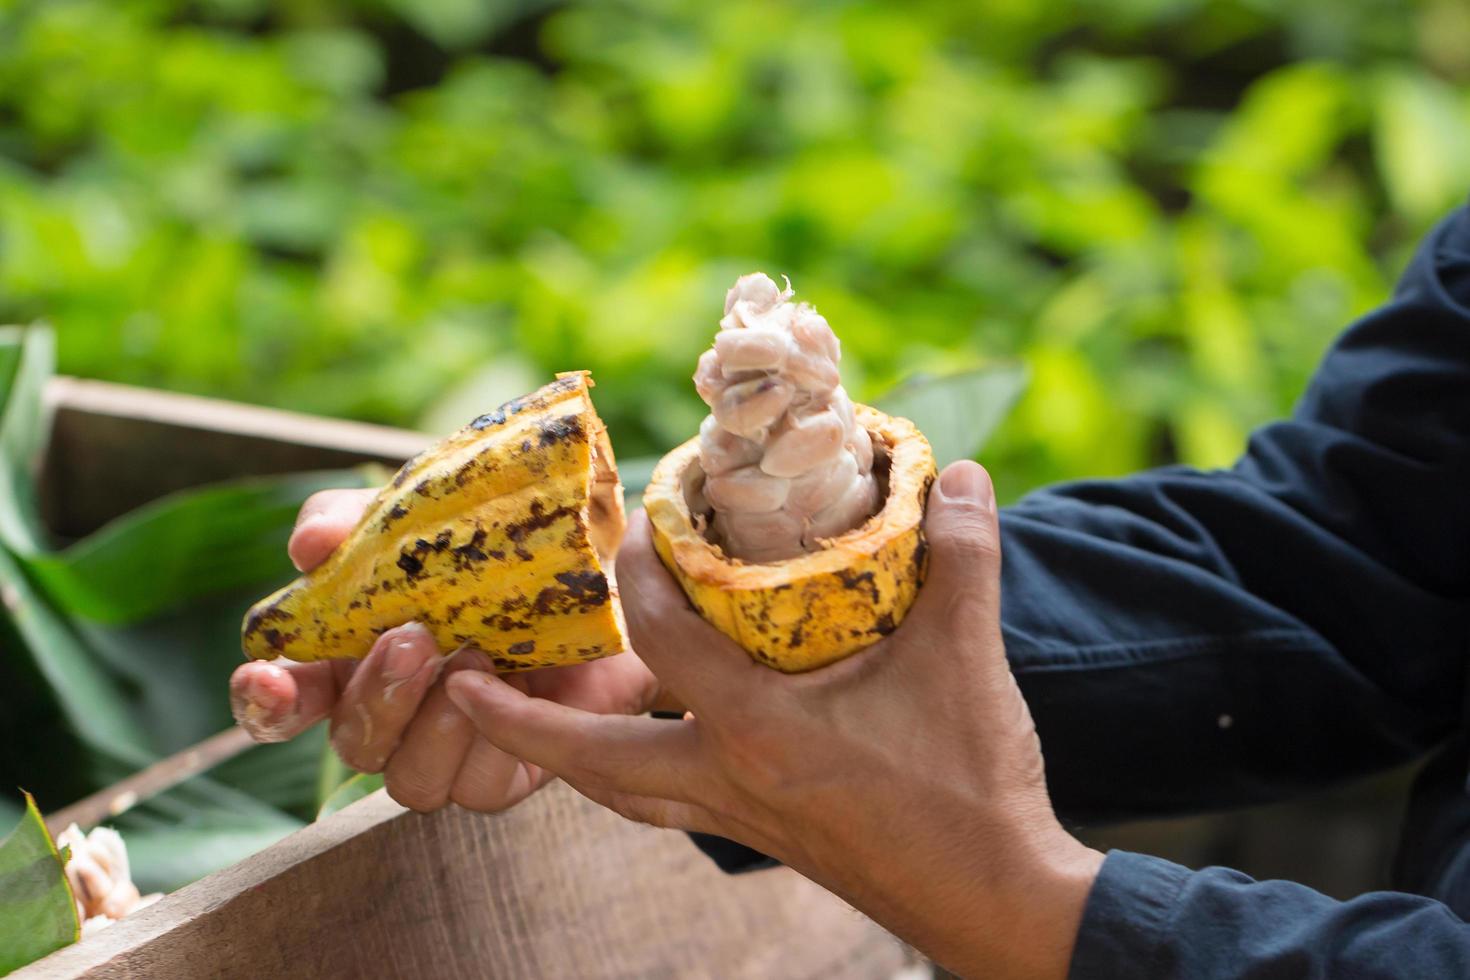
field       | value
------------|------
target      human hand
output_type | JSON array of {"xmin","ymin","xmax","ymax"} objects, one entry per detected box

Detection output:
[
  {"xmin": 229, "ymin": 488, "xmax": 664, "ymax": 813},
  {"xmin": 442, "ymin": 462, "xmax": 1104, "ymax": 978}
]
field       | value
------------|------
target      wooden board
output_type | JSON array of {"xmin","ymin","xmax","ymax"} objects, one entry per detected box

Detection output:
[
  {"xmin": 39, "ymin": 377, "xmax": 431, "ymax": 537},
  {"xmin": 19, "ymin": 783, "xmax": 906, "ymax": 979}
]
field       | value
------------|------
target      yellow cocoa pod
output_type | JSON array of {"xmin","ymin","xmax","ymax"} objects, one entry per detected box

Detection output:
[
  {"xmin": 241, "ymin": 372, "xmax": 627, "ymax": 671},
  {"xmin": 644, "ymin": 406, "xmax": 936, "ymax": 672}
]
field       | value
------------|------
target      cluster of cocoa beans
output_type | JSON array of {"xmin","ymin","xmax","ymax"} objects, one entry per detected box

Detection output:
[{"xmin": 693, "ymin": 273, "xmax": 879, "ymax": 563}]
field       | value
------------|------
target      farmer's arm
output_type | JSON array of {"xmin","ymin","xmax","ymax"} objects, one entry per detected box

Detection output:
[
  {"xmin": 444, "ymin": 464, "xmax": 1470, "ymax": 980},
  {"xmin": 699, "ymin": 203, "xmax": 1470, "ymax": 873}
]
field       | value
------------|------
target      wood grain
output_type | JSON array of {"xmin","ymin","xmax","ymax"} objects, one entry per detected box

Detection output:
[{"xmin": 19, "ymin": 783, "xmax": 904, "ymax": 979}]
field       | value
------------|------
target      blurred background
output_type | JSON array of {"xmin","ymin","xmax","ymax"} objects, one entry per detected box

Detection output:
[
  {"xmin": 5, "ymin": 0, "xmax": 1470, "ymax": 495},
  {"xmin": 1, "ymin": 0, "xmax": 1469, "ymax": 911}
]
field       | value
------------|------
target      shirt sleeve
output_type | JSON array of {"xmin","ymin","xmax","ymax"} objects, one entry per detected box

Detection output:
[
  {"xmin": 1070, "ymin": 850, "xmax": 1470, "ymax": 979},
  {"xmin": 1006, "ymin": 203, "xmax": 1470, "ymax": 824}
]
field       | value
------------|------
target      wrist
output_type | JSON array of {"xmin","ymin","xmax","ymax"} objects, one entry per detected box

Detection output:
[{"xmin": 925, "ymin": 824, "xmax": 1104, "ymax": 980}]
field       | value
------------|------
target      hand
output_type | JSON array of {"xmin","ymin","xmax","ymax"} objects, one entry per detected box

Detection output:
[
  {"xmin": 229, "ymin": 488, "xmax": 665, "ymax": 813},
  {"xmin": 442, "ymin": 462, "xmax": 1104, "ymax": 979}
]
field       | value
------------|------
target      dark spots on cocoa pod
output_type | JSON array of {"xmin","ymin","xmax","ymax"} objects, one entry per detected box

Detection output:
[
  {"xmin": 481, "ymin": 613, "xmax": 533, "ymax": 631},
  {"xmin": 515, "ymin": 546, "xmax": 533, "ymax": 561},
  {"xmin": 508, "ymin": 640, "xmax": 536, "ymax": 656},
  {"xmin": 537, "ymin": 414, "xmax": 583, "ymax": 448},
  {"xmin": 452, "ymin": 460, "xmax": 478, "ymax": 488},
  {"xmin": 838, "ymin": 569, "xmax": 880, "ymax": 604},
  {"xmin": 397, "ymin": 552, "xmax": 425, "ymax": 578},
  {"xmin": 531, "ymin": 570, "xmax": 610, "ymax": 617},
  {"xmin": 506, "ymin": 501, "xmax": 576, "ymax": 545},
  {"xmin": 487, "ymin": 549, "xmax": 506, "ymax": 561},
  {"xmin": 391, "ymin": 454, "xmax": 423, "ymax": 489},
  {"xmin": 555, "ymin": 570, "xmax": 609, "ymax": 604},
  {"xmin": 873, "ymin": 613, "xmax": 897, "ymax": 636},
  {"xmin": 911, "ymin": 537, "xmax": 929, "ymax": 580},
  {"xmin": 520, "ymin": 439, "xmax": 531, "ymax": 453},
  {"xmin": 469, "ymin": 408, "xmax": 507, "ymax": 430},
  {"xmin": 380, "ymin": 502, "xmax": 410, "ymax": 530},
  {"xmin": 243, "ymin": 603, "xmax": 293, "ymax": 639},
  {"xmin": 451, "ymin": 528, "xmax": 490, "ymax": 567},
  {"xmin": 413, "ymin": 478, "xmax": 432, "ymax": 497},
  {"xmin": 261, "ymin": 627, "xmax": 302, "ymax": 652},
  {"xmin": 501, "ymin": 594, "xmax": 529, "ymax": 612},
  {"xmin": 445, "ymin": 601, "xmax": 468, "ymax": 622}
]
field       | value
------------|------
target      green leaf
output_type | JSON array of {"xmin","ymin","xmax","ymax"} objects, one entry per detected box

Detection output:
[
  {"xmin": 317, "ymin": 773, "xmax": 384, "ymax": 821},
  {"xmin": 111, "ymin": 777, "xmax": 303, "ymax": 894},
  {"xmin": 0, "ymin": 326, "xmax": 53, "ymax": 553},
  {"xmin": 1372, "ymin": 71, "xmax": 1470, "ymax": 225},
  {"xmin": 874, "ymin": 365, "xmax": 1029, "ymax": 468},
  {"xmin": 0, "ymin": 531, "xmax": 153, "ymax": 761},
  {"xmin": 314, "ymin": 735, "xmax": 352, "ymax": 813},
  {"xmin": 25, "ymin": 469, "xmax": 376, "ymax": 625},
  {"xmin": 0, "ymin": 793, "xmax": 78, "ymax": 975}
]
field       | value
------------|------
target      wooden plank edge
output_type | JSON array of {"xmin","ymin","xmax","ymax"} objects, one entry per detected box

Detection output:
[
  {"xmin": 13, "ymin": 792, "xmax": 408, "ymax": 977},
  {"xmin": 43, "ymin": 377, "xmax": 433, "ymax": 460}
]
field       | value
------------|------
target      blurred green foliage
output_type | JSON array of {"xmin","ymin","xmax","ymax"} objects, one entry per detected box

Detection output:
[{"xmin": 2, "ymin": 0, "xmax": 1470, "ymax": 500}]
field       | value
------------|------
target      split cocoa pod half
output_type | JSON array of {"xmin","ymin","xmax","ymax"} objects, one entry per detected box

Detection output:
[
  {"xmin": 644, "ymin": 407, "xmax": 935, "ymax": 672},
  {"xmin": 241, "ymin": 372, "xmax": 627, "ymax": 671}
]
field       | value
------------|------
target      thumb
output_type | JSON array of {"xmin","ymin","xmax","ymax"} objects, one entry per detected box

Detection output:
[{"xmin": 913, "ymin": 461, "xmax": 1002, "ymax": 620}]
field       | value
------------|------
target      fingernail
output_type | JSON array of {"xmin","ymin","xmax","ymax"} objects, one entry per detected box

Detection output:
[
  {"xmin": 939, "ymin": 461, "xmax": 992, "ymax": 507},
  {"xmin": 232, "ymin": 668, "xmax": 293, "ymax": 741},
  {"xmin": 382, "ymin": 622, "xmax": 436, "ymax": 682}
]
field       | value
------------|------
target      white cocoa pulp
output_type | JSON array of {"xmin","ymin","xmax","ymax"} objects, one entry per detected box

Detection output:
[{"xmin": 693, "ymin": 273, "xmax": 879, "ymax": 562}]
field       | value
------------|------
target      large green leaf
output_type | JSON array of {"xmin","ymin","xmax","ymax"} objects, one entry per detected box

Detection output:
[
  {"xmin": 874, "ymin": 364, "xmax": 1029, "ymax": 468},
  {"xmin": 0, "ymin": 794, "xmax": 78, "ymax": 975},
  {"xmin": 27, "ymin": 469, "xmax": 375, "ymax": 625},
  {"xmin": 109, "ymin": 777, "xmax": 304, "ymax": 894}
]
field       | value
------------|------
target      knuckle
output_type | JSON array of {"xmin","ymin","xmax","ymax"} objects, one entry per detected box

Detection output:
[
  {"xmin": 935, "ymin": 513, "xmax": 1000, "ymax": 566},
  {"xmin": 384, "ymin": 768, "xmax": 448, "ymax": 814},
  {"xmin": 448, "ymin": 781, "xmax": 512, "ymax": 814},
  {"xmin": 329, "ymin": 722, "xmax": 384, "ymax": 774}
]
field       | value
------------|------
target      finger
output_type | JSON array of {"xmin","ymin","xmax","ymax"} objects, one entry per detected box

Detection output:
[
  {"xmin": 527, "ymin": 651, "xmax": 664, "ymax": 717},
  {"xmin": 382, "ymin": 648, "xmax": 491, "ymax": 812},
  {"xmin": 571, "ymin": 783, "xmax": 721, "ymax": 835},
  {"xmin": 446, "ymin": 671, "xmax": 546, "ymax": 812},
  {"xmin": 908, "ymin": 460, "xmax": 1003, "ymax": 645},
  {"xmin": 445, "ymin": 670, "xmax": 708, "ymax": 803},
  {"xmin": 449, "ymin": 736, "xmax": 545, "ymax": 813},
  {"xmin": 330, "ymin": 623, "xmax": 445, "ymax": 773},
  {"xmin": 616, "ymin": 512, "xmax": 764, "ymax": 713},
  {"xmin": 289, "ymin": 488, "xmax": 377, "ymax": 572},
  {"xmin": 231, "ymin": 659, "xmax": 354, "ymax": 743}
]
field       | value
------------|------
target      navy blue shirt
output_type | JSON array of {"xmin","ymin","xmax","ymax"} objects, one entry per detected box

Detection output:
[{"xmin": 696, "ymin": 204, "xmax": 1470, "ymax": 977}]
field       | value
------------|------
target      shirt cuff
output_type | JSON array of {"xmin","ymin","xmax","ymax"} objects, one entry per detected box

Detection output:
[
  {"xmin": 1068, "ymin": 850, "xmax": 1192, "ymax": 980},
  {"xmin": 687, "ymin": 832, "xmax": 779, "ymax": 874}
]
